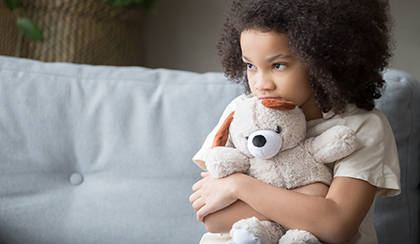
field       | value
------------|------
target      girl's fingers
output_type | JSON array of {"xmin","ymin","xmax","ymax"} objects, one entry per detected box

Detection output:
[
  {"xmin": 197, "ymin": 205, "xmax": 212, "ymax": 223},
  {"xmin": 192, "ymin": 197, "xmax": 206, "ymax": 212},
  {"xmin": 191, "ymin": 172, "xmax": 238, "ymax": 222},
  {"xmin": 189, "ymin": 191, "xmax": 200, "ymax": 203},
  {"xmin": 192, "ymin": 172, "xmax": 209, "ymax": 193},
  {"xmin": 192, "ymin": 178, "xmax": 204, "ymax": 192}
]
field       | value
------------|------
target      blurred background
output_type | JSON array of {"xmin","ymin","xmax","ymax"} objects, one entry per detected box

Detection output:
[
  {"xmin": 1, "ymin": 0, "xmax": 419, "ymax": 82},
  {"xmin": 144, "ymin": 0, "xmax": 420, "ymax": 81}
]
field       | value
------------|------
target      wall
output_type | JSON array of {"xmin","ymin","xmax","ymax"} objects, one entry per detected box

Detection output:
[
  {"xmin": 145, "ymin": 0, "xmax": 225, "ymax": 73},
  {"xmin": 389, "ymin": 0, "xmax": 420, "ymax": 81},
  {"xmin": 145, "ymin": 0, "xmax": 420, "ymax": 82}
]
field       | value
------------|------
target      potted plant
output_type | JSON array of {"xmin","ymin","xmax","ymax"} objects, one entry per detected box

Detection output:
[{"xmin": 0, "ymin": 0, "xmax": 158, "ymax": 66}]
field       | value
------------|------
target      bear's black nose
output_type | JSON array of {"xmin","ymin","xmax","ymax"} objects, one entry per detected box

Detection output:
[{"xmin": 252, "ymin": 135, "xmax": 266, "ymax": 148}]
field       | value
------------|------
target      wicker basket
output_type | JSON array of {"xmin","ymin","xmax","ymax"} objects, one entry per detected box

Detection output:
[{"xmin": 0, "ymin": 0, "xmax": 145, "ymax": 66}]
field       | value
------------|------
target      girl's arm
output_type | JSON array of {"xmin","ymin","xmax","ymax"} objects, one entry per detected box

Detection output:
[
  {"xmin": 190, "ymin": 172, "xmax": 376, "ymax": 244},
  {"xmin": 199, "ymin": 175, "xmax": 329, "ymax": 233}
]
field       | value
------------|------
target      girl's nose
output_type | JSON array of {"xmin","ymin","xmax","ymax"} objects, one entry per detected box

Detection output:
[{"xmin": 254, "ymin": 72, "xmax": 276, "ymax": 91}]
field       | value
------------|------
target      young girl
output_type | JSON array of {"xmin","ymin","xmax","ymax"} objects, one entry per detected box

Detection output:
[{"xmin": 189, "ymin": 0, "xmax": 400, "ymax": 243}]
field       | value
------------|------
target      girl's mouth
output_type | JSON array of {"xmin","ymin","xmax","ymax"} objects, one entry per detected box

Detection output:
[{"xmin": 259, "ymin": 96, "xmax": 281, "ymax": 100}]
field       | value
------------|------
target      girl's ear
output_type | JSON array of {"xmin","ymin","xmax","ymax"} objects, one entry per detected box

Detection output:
[
  {"xmin": 261, "ymin": 99, "xmax": 296, "ymax": 111},
  {"xmin": 212, "ymin": 111, "xmax": 235, "ymax": 149}
]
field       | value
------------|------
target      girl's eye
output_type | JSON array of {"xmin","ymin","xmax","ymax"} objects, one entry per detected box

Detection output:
[
  {"xmin": 246, "ymin": 63, "xmax": 256, "ymax": 70},
  {"xmin": 274, "ymin": 63, "xmax": 286, "ymax": 70}
]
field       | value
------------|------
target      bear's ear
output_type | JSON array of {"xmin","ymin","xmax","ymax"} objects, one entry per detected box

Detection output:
[
  {"xmin": 212, "ymin": 111, "xmax": 235, "ymax": 149},
  {"xmin": 261, "ymin": 99, "xmax": 296, "ymax": 111}
]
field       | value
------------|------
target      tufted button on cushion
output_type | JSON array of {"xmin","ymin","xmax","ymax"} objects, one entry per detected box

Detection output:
[{"xmin": 69, "ymin": 173, "xmax": 84, "ymax": 185}]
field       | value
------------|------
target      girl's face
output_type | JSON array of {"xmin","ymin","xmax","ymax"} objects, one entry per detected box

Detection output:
[{"xmin": 240, "ymin": 30, "xmax": 321, "ymax": 120}]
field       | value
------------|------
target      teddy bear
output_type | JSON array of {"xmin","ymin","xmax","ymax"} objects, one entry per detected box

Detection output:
[{"xmin": 205, "ymin": 97, "xmax": 358, "ymax": 244}]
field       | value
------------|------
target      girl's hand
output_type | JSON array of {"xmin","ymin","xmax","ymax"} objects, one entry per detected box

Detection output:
[{"xmin": 189, "ymin": 172, "xmax": 239, "ymax": 222}]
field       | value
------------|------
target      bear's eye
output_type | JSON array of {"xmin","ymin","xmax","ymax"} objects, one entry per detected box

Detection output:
[
  {"xmin": 275, "ymin": 126, "xmax": 281, "ymax": 134},
  {"xmin": 247, "ymin": 130, "xmax": 283, "ymax": 159}
]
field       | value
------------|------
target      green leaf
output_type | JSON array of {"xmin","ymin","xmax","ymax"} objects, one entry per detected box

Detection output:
[
  {"xmin": 139, "ymin": 0, "xmax": 158, "ymax": 12},
  {"xmin": 3, "ymin": 0, "xmax": 22, "ymax": 10},
  {"xmin": 17, "ymin": 17, "xmax": 44, "ymax": 42}
]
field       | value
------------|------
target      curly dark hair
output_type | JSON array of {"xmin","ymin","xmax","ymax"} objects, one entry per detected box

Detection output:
[{"xmin": 217, "ymin": 0, "xmax": 394, "ymax": 113}]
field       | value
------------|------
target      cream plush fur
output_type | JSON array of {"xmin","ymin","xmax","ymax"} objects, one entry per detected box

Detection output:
[{"xmin": 205, "ymin": 97, "xmax": 358, "ymax": 244}]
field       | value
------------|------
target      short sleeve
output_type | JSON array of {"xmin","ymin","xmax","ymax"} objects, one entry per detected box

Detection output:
[
  {"xmin": 332, "ymin": 108, "xmax": 401, "ymax": 197},
  {"xmin": 192, "ymin": 94, "xmax": 249, "ymax": 170}
]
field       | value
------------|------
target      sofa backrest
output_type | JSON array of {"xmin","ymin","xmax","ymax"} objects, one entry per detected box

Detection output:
[{"xmin": 0, "ymin": 55, "xmax": 418, "ymax": 244}]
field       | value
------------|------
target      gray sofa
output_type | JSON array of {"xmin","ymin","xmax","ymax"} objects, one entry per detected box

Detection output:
[{"xmin": 0, "ymin": 55, "xmax": 418, "ymax": 244}]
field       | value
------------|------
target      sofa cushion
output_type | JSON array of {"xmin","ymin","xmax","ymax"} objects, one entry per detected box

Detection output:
[{"xmin": 0, "ymin": 56, "xmax": 243, "ymax": 243}]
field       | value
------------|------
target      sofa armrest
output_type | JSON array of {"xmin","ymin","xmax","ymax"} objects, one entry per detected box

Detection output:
[{"xmin": 374, "ymin": 69, "xmax": 420, "ymax": 244}]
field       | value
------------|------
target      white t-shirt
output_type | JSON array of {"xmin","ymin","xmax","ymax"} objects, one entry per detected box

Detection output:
[{"xmin": 193, "ymin": 95, "xmax": 401, "ymax": 244}]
